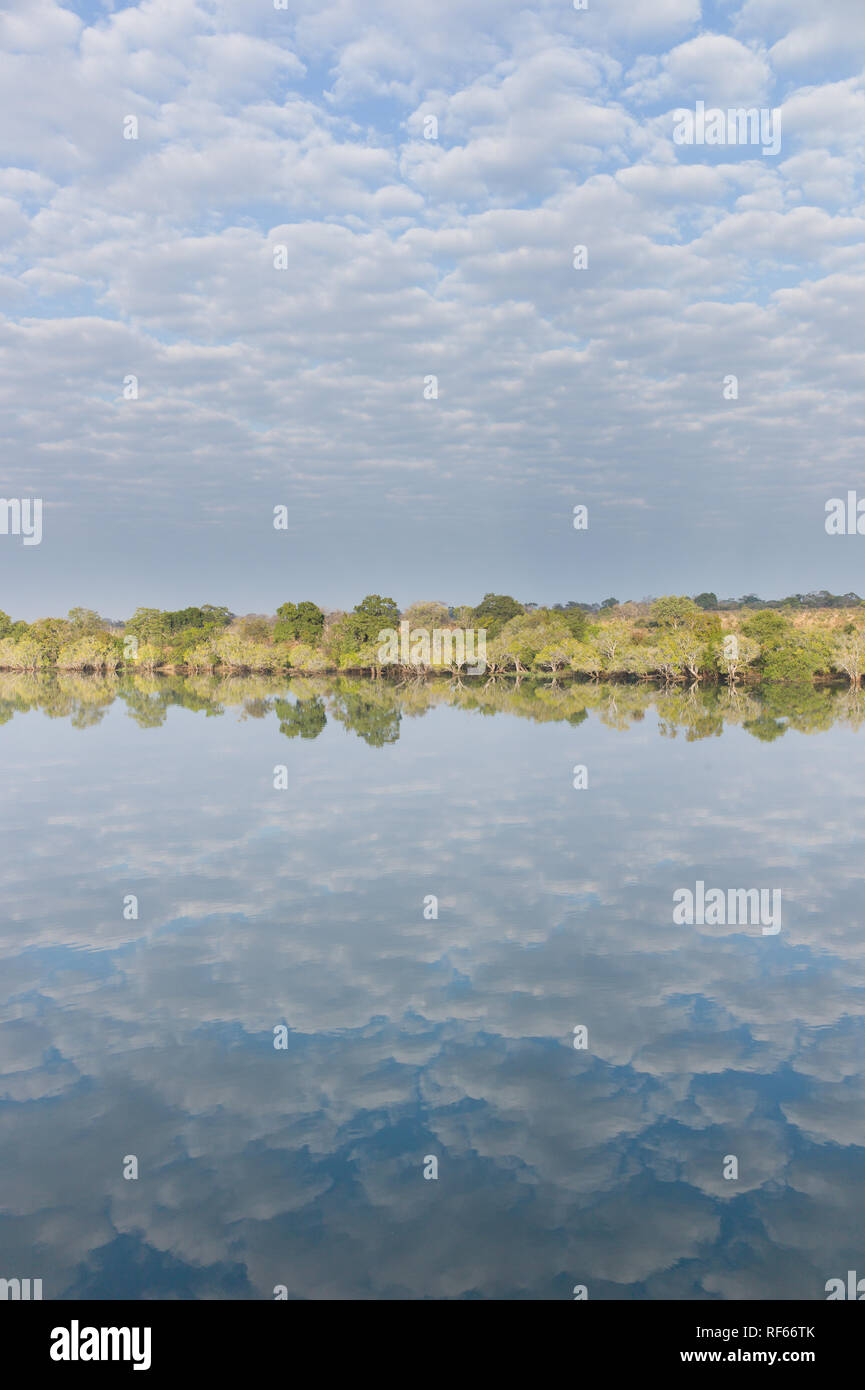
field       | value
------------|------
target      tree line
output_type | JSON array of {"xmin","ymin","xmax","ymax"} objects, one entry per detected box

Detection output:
[{"xmin": 0, "ymin": 592, "xmax": 864, "ymax": 687}]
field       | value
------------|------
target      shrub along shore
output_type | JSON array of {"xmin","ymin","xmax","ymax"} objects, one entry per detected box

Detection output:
[{"xmin": 2, "ymin": 592, "xmax": 864, "ymax": 687}]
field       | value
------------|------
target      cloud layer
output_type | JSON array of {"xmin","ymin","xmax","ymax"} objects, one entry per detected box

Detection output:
[{"xmin": 2, "ymin": 0, "xmax": 865, "ymax": 614}]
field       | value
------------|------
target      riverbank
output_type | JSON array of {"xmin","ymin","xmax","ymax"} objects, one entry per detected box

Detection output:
[{"xmin": 2, "ymin": 596, "xmax": 863, "ymax": 686}]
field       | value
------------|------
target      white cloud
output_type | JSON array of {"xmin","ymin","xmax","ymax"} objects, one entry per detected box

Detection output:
[{"xmin": 625, "ymin": 33, "xmax": 773, "ymax": 108}]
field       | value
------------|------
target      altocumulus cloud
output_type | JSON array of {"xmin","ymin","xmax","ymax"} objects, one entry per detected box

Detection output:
[{"xmin": 1, "ymin": 0, "xmax": 865, "ymax": 614}]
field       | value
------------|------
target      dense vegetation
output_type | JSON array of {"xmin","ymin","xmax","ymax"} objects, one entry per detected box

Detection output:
[
  {"xmin": 1, "ymin": 672, "xmax": 864, "ymax": 746},
  {"xmin": 1, "ymin": 592, "xmax": 864, "ymax": 687}
]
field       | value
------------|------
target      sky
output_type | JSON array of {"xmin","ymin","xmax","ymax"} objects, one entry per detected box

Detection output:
[{"xmin": 2, "ymin": 0, "xmax": 865, "ymax": 619}]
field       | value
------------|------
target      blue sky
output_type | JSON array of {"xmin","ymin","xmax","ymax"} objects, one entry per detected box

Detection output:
[{"xmin": 2, "ymin": 0, "xmax": 865, "ymax": 618}]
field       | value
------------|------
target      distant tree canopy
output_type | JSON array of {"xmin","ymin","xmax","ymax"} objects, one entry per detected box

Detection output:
[
  {"xmin": 274, "ymin": 601, "xmax": 325, "ymax": 644},
  {"xmin": 126, "ymin": 605, "xmax": 233, "ymax": 641},
  {"xmin": 471, "ymin": 593, "xmax": 524, "ymax": 636},
  {"xmin": 716, "ymin": 590, "xmax": 862, "ymax": 611}
]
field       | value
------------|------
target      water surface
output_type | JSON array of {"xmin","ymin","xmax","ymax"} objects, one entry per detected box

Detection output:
[{"xmin": 2, "ymin": 674, "xmax": 864, "ymax": 1299}]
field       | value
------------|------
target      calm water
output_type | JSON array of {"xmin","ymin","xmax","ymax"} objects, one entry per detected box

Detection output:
[{"xmin": 2, "ymin": 674, "xmax": 864, "ymax": 1300}]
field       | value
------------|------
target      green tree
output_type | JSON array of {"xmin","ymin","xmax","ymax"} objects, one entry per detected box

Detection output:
[
  {"xmin": 125, "ymin": 608, "xmax": 169, "ymax": 643},
  {"xmin": 125, "ymin": 606, "xmax": 232, "ymax": 644},
  {"xmin": 594, "ymin": 620, "xmax": 632, "ymax": 668},
  {"xmin": 274, "ymin": 601, "xmax": 325, "ymax": 644},
  {"xmin": 492, "ymin": 612, "xmax": 570, "ymax": 671},
  {"xmin": 345, "ymin": 594, "xmax": 400, "ymax": 647},
  {"xmin": 29, "ymin": 617, "xmax": 70, "ymax": 665},
  {"xmin": 56, "ymin": 632, "xmax": 121, "ymax": 670},
  {"xmin": 649, "ymin": 596, "xmax": 702, "ymax": 630},
  {"xmin": 761, "ymin": 632, "xmax": 834, "ymax": 683},
  {"xmin": 834, "ymin": 628, "xmax": 865, "ymax": 687},
  {"xmin": 67, "ymin": 607, "xmax": 108, "ymax": 635},
  {"xmin": 716, "ymin": 634, "xmax": 760, "ymax": 685},
  {"xmin": 569, "ymin": 640, "xmax": 603, "ymax": 680},
  {"xmin": 471, "ymin": 593, "xmax": 524, "ymax": 637},
  {"xmin": 741, "ymin": 610, "xmax": 792, "ymax": 648},
  {"xmin": 674, "ymin": 629, "xmax": 710, "ymax": 683},
  {"xmin": 654, "ymin": 631, "xmax": 692, "ymax": 684},
  {"xmin": 199, "ymin": 605, "xmax": 233, "ymax": 626},
  {"xmin": 534, "ymin": 636, "xmax": 581, "ymax": 674},
  {"xmin": 234, "ymin": 614, "xmax": 273, "ymax": 642},
  {"xmin": 401, "ymin": 600, "xmax": 451, "ymax": 631},
  {"xmin": 560, "ymin": 607, "xmax": 589, "ymax": 640}
]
